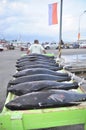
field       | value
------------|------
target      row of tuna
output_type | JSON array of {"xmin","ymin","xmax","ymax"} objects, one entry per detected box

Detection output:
[{"xmin": 5, "ymin": 53, "xmax": 86, "ymax": 110}]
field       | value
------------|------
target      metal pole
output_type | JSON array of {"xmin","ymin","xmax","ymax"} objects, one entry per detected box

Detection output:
[
  {"xmin": 78, "ymin": 16, "xmax": 80, "ymax": 40},
  {"xmin": 58, "ymin": 0, "xmax": 63, "ymax": 58},
  {"xmin": 78, "ymin": 10, "xmax": 86, "ymax": 41}
]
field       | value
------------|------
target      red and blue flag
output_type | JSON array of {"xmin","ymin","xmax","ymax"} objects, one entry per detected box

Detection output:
[{"xmin": 48, "ymin": 3, "xmax": 58, "ymax": 25}]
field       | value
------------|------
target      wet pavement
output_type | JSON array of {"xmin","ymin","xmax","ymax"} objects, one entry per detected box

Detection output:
[{"xmin": 62, "ymin": 54, "xmax": 86, "ymax": 63}]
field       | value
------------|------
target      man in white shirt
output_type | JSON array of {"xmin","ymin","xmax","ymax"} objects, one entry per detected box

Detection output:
[{"xmin": 27, "ymin": 40, "xmax": 46, "ymax": 54}]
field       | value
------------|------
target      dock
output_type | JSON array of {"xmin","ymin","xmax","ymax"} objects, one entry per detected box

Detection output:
[{"xmin": 64, "ymin": 62, "xmax": 86, "ymax": 73}]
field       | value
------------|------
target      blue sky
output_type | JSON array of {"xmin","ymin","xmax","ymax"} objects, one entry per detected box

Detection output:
[{"xmin": 0, "ymin": 0, "xmax": 86, "ymax": 43}]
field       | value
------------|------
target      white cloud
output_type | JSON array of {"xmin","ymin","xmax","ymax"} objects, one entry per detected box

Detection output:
[
  {"xmin": 0, "ymin": 0, "xmax": 86, "ymax": 41},
  {"xmin": 63, "ymin": 15, "xmax": 78, "ymax": 31}
]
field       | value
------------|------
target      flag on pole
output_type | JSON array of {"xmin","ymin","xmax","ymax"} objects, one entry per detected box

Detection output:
[
  {"xmin": 48, "ymin": 3, "xmax": 58, "ymax": 25},
  {"xmin": 78, "ymin": 33, "xmax": 80, "ymax": 40}
]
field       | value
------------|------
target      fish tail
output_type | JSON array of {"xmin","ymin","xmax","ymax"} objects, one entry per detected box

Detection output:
[{"xmin": 7, "ymin": 81, "xmax": 11, "ymax": 88}]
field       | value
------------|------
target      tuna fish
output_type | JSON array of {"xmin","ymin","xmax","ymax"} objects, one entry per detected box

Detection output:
[
  {"xmin": 16, "ymin": 60, "xmax": 59, "ymax": 68},
  {"xmin": 17, "ymin": 54, "xmax": 54, "ymax": 61},
  {"xmin": 16, "ymin": 58, "xmax": 56, "ymax": 64},
  {"xmin": 8, "ymin": 80, "xmax": 79, "ymax": 96},
  {"xmin": 8, "ymin": 74, "xmax": 71, "ymax": 87},
  {"xmin": 17, "ymin": 64, "xmax": 63, "ymax": 71},
  {"xmin": 13, "ymin": 68, "xmax": 68, "ymax": 78},
  {"xmin": 5, "ymin": 90, "xmax": 86, "ymax": 110},
  {"xmin": 17, "ymin": 54, "xmax": 56, "ymax": 64}
]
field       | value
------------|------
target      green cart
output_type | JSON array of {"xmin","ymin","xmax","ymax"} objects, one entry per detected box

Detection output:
[
  {"xmin": 0, "ymin": 87, "xmax": 86, "ymax": 130},
  {"xmin": 0, "ymin": 54, "xmax": 86, "ymax": 130}
]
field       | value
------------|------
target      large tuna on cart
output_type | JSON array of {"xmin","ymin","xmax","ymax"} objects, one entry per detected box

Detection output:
[{"xmin": 0, "ymin": 53, "xmax": 86, "ymax": 130}]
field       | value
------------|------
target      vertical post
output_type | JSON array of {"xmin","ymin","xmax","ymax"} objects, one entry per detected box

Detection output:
[
  {"xmin": 58, "ymin": 0, "xmax": 63, "ymax": 58},
  {"xmin": 78, "ymin": 16, "xmax": 80, "ymax": 40},
  {"xmin": 78, "ymin": 10, "xmax": 86, "ymax": 41}
]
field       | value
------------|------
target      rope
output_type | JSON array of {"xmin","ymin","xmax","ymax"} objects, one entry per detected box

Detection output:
[{"xmin": 58, "ymin": 42, "xmax": 62, "ymax": 58}]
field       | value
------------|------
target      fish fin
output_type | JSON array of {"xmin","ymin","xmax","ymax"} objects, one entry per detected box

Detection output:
[
  {"xmin": 69, "ymin": 102, "xmax": 80, "ymax": 105},
  {"xmin": 78, "ymin": 78, "xmax": 85, "ymax": 86},
  {"xmin": 48, "ymin": 94, "xmax": 64, "ymax": 103},
  {"xmin": 7, "ymin": 80, "xmax": 12, "ymax": 88}
]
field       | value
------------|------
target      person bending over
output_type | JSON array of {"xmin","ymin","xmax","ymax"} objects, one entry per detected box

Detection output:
[{"xmin": 27, "ymin": 40, "xmax": 46, "ymax": 54}]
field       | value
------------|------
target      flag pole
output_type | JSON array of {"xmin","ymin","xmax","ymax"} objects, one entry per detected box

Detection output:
[{"xmin": 58, "ymin": 0, "xmax": 63, "ymax": 58}]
